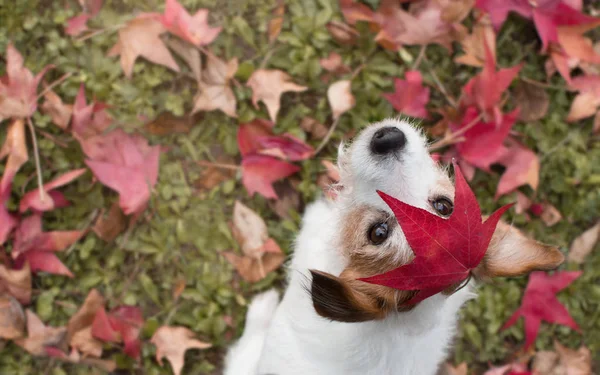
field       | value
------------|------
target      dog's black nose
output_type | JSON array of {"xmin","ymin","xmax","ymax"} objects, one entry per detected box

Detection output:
[{"xmin": 370, "ymin": 127, "xmax": 406, "ymax": 155}]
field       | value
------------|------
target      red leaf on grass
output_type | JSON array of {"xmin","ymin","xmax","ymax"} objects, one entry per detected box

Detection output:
[
  {"xmin": 20, "ymin": 169, "xmax": 87, "ymax": 213},
  {"xmin": 257, "ymin": 134, "xmax": 314, "ymax": 161},
  {"xmin": 383, "ymin": 70, "xmax": 430, "ymax": 119},
  {"xmin": 359, "ymin": 161, "xmax": 513, "ymax": 304},
  {"xmin": 12, "ymin": 214, "xmax": 83, "ymax": 277},
  {"xmin": 502, "ymin": 270, "xmax": 581, "ymax": 349},
  {"xmin": 0, "ymin": 119, "xmax": 28, "ymax": 198},
  {"xmin": 241, "ymin": 154, "xmax": 299, "ymax": 199},
  {"xmin": 495, "ymin": 141, "xmax": 540, "ymax": 198},
  {"xmin": 237, "ymin": 119, "xmax": 274, "ymax": 156},
  {"xmin": 82, "ymin": 129, "xmax": 160, "ymax": 215},
  {"xmin": 159, "ymin": 0, "xmax": 222, "ymax": 46},
  {"xmin": 91, "ymin": 306, "xmax": 144, "ymax": 359},
  {"xmin": 462, "ymin": 45, "xmax": 522, "ymax": 123},
  {"xmin": 0, "ymin": 44, "xmax": 52, "ymax": 120},
  {"xmin": 71, "ymin": 84, "xmax": 113, "ymax": 140},
  {"xmin": 65, "ymin": 14, "xmax": 91, "ymax": 36}
]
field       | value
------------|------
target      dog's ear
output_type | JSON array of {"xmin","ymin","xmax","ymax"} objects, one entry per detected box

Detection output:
[
  {"xmin": 475, "ymin": 221, "xmax": 564, "ymax": 278},
  {"xmin": 309, "ymin": 270, "xmax": 385, "ymax": 322}
]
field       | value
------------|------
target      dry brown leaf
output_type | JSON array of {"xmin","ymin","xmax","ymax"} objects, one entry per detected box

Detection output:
[
  {"xmin": 553, "ymin": 341, "xmax": 592, "ymax": 375},
  {"xmin": 151, "ymin": 326, "xmax": 211, "ymax": 375},
  {"xmin": 326, "ymin": 21, "xmax": 359, "ymax": 45},
  {"xmin": 267, "ymin": 179, "xmax": 302, "ymax": 219},
  {"xmin": 145, "ymin": 112, "xmax": 194, "ymax": 136},
  {"xmin": 41, "ymin": 90, "xmax": 73, "ymax": 130},
  {"xmin": 513, "ymin": 80, "xmax": 550, "ymax": 122},
  {"xmin": 444, "ymin": 362, "xmax": 468, "ymax": 375},
  {"xmin": 108, "ymin": 15, "xmax": 179, "ymax": 79},
  {"xmin": 247, "ymin": 69, "xmax": 307, "ymax": 122},
  {"xmin": 0, "ymin": 263, "xmax": 31, "ymax": 305},
  {"xmin": 327, "ymin": 80, "xmax": 355, "ymax": 120},
  {"xmin": 15, "ymin": 310, "xmax": 67, "ymax": 356},
  {"xmin": 438, "ymin": 0, "xmax": 475, "ymax": 24},
  {"xmin": 92, "ymin": 202, "xmax": 127, "ymax": 242},
  {"xmin": 0, "ymin": 294, "xmax": 25, "ymax": 340},
  {"xmin": 454, "ymin": 13, "xmax": 495, "ymax": 67},
  {"xmin": 300, "ymin": 117, "xmax": 328, "ymax": 140},
  {"xmin": 540, "ymin": 203, "xmax": 563, "ymax": 227},
  {"xmin": 166, "ymin": 38, "xmax": 202, "ymax": 84},
  {"xmin": 48, "ymin": 347, "xmax": 117, "ymax": 372},
  {"xmin": 319, "ymin": 52, "xmax": 351, "ymax": 74},
  {"xmin": 222, "ymin": 251, "xmax": 285, "ymax": 283},
  {"xmin": 66, "ymin": 289, "xmax": 105, "ymax": 342},
  {"xmin": 568, "ymin": 222, "xmax": 600, "ymax": 264},
  {"xmin": 567, "ymin": 91, "xmax": 600, "ymax": 122},
  {"xmin": 532, "ymin": 350, "xmax": 560, "ymax": 375},
  {"xmin": 194, "ymin": 145, "xmax": 236, "ymax": 192},
  {"xmin": 268, "ymin": 1, "xmax": 285, "ymax": 42},
  {"xmin": 192, "ymin": 55, "xmax": 238, "ymax": 118},
  {"xmin": 232, "ymin": 201, "xmax": 269, "ymax": 258},
  {"xmin": 70, "ymin": 326, "xmax": 103, "ymax": 358},
  {"xmin": 0, "ymin": 119, "xmax": 28, "ymax": 186},
  {"xmin": 172, "ymin": 278, "xmax": 186, "ymax": 300}
]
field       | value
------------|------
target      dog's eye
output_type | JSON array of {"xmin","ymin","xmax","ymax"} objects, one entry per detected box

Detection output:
[
  {"xmin": 368, "ymin": 223, "xmax": 389, "ymax": 245},
  {"xmin": 431, "ymin": 197, "xmax": 453, "ymax": 216}
]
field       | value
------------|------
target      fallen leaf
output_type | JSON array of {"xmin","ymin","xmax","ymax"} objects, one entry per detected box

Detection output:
[
  {"xmin": 567, "ymin": 91, "xmax": 600, "ymax": 122},
  {"xmin": 502, "ymin": 271, "xmax": 581, "ymax": 349},
  {"xmin": 144, "ymin": 111, "xmax": 194, "ymax": 136},
  {"xmin": 326, "ymin": 20, "xmax": 359, "ymax": 45},
  {"xmin": 513, "ymin": 80, "xmax": 549, "ymax": 122},
  {"xmin": 232, "ymin": 201, "xmax": 270, "ymax": 258},
  {"xmin": 92, "ymin": 306, "xmax": 144, "ymax": 359},
  {"xmin": 0, "ymin": 294, "xmax": 25, "ymax": 340},
  {"xmin": 71, "ymin": 84, "xmax": 113, "ymax": 140},
  {"xmin": 70, "ymin": 326, "xmax": 103, "ymax": 358},
  {"xmin": 159, "ymin": 0, "xmax": 221, "ymax": 46},
  {"xmin": 268, "ymin": 0, "xmax": 285, "ymax": 42},
  {"xmin": 360, "ymin": 161, "xmax": 513, "ymax": 304},
  {"xmin": 172, "ymin": 278, "xmax": 186, "ymax": 300},
  {"xmin": 45, "ymin": 347, "xmax": 116, "ymax": 372},
  {"xmin": 267, "ymin": 179, "xmax": 302, "ymax": 219},
  {"xmin": 0, "ymin": 44, "xmax": 52, "ymax": 120},
  {"xmin": 532, "ymin": 350, "xmax": 560, "ymax": 375},
  {"xmin": 165, "ymin": 38, "xmax": 202, "ymax": 84},
  {"xmin": 444, "ymin": 362, "xmax": 468, "ymax": 375},
  {"xmin": 455, "ymin": 13, "xmax": 496, "ymax": 67},
  {"xmin": 0, "ymin": 119, "xmax": 28, "ymax": 197},
  {"xmin": 192, "ymin": 55, "xmax": 238, "ymax": 118},
  {"xmin": 82, "ymin": 129, "xmax": 160, "ymax": 215},
  {"xmin": 0, "ymin": 264, "xmax": 32, "ymax": 304},
  {"xmin": 539, "ymin": 202, "xmax": 563, "ymax": 227},
  {"xmin": 222, "ymin": 251, "xmax": 285, "ymax": 283},
  {"xmin": 108, "ymin": 15, "xmax": 180, "ymax": 79},
  {"xmin": 65, "ymin": 14, "xmax": 91, "ymax": 36},
  {"xmin": 67, "ymin": 289, "xmax": 105, "ymax": 342},
  {"xmin": 382, "ymin": 70, "xmax": 430, "ymax": 119},
  {"xmin": 257, "ymin": 134, "xmax": 313, "ymax": 161},
  {"xmin": 300, "ymin": 117, "xmax": 328, "ymax": 139},
  {"xmin": 237, "ymin": 119, "xmax": 274, "ymax": 156},
  {"xmin": 151, "ymin": 326, "xmax": 211, "ymax": 375},
  {"xmin": 247, "ymin": 69, "xmax": 307, "ymax": 122},
  {"xmin": 552, "ymin": 341, "xmax": 592, "ymax": 375},
  {"xmin": 15, "ymin": 310, "xmax": 66, "ymax": 356},
  {"xmin": 41, "ymin": 90, "xmax": 73, "ymax": 129},
  {"xmin": 194, "ymin": 146, "xmax": 236, "ymax": 193},
  {"xmin": 327, "ymin": 80, "xmax": 355, "ymax": 120},
  {"xmin": 19, "ymin": 169, "xmax": 87, "ymax": 213},
  {"xmin": 568, "ymin": 221, "xmax": 600, "ymax": 264},
  {"xmin": 92, "ymin": 202, "xmax": 127, "ymax": 242},
  {"xmin": 495, "ymin": 141, "xmax": 540, "ymax": 198},
  {"xmin": 12, "ymin": 214, "xmax": 83, "ymax": 277},
  {"xmin": 319, "ymin": 52, "xmax": 351, "ymax": 74},
  {"xmin": 241, "ymin": 154, "xmax": 300, "ymax": 199}
]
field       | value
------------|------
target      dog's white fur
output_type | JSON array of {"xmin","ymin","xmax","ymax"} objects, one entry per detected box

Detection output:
[{"xmin": 224, "ymin": 119, "xmax": 561, "ymax": 375}]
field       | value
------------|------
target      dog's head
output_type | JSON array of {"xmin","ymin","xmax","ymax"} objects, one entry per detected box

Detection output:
[{"xmin": 311, "ymin": 119, "xmax": 564, "ymax": 323}]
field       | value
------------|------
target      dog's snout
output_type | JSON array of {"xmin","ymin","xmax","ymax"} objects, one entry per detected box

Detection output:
[{"xmin": 370, "ymin": 127, "xmax": 406, "ymax": 155}]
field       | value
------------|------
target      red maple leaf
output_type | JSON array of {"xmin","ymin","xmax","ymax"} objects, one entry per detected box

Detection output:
[
  {"xmin": 92, "ymin": 306, "xmax": 144, "ymax": 359},
  {"xmin": 495, "ymin": 140, "xmax": 540, "ymax": 198},
  {"xmin": 159, "ymin": 0, "xmax": 222, "ymax": 46},
  {"xmin": 241, "ymin": 154, "xmax": 300, "ymax": 199},
  {"xmin": 19, "ymin": 169, "xmax": 87, "ymax": 213},
  {"xmin": 71, "ymin": 84, "xmax": 113, "ymax": 140},
  {"xmin": 382, "ymin": 70, "xmax": 430, "ymax": 119},
  {"xmin": 501, "ymin": 270, "xmax": 581, "ymax": 349},
  {"xmin": 461, "ymin": 44, "xmax": 522, "ymax": 124},
  {"xmin": 476, "ymin": 0, "xmax": 597, "ymax": 51},
  {"xmin": 81, "ymin": 129, "xmax": 160, "ymax": 215},
  {"xmin": 449, "ymin": 106, "xmax": 519, "ymax": 170},
  {"xmin": 359, "ymin": 161, "xmax": 513, "ymax": 304},
  {"xmin": 12, "ymin": 214, "xmax": 83, "ymax": 277},
  {"xmin": 0, "ymin": 44, "xmax": 52, "ymax": 120},
  {"xmin": 257, "ymin": 134, "xmax": 314, "ymax": 161}
]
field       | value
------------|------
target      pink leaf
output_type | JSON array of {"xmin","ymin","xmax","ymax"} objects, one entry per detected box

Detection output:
[
  {"xmin": 19, "ymin": 169, "xmax": 86, "ymax": 213},
  {"xmin": 159, "ymin": 0, "xmax": 222, "ymax": 46},
  {"xmin": 241, "ymin": 154, "xmax": 300, "ymax": 199},
  {"xmin": 382, "ymin": 70, "xmax": 430, "ymax": 119}
]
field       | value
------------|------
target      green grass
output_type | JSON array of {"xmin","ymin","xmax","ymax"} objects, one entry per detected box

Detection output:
[{"xmin": 0, "ymin": 0, "xmax": 599, "ymax": 374}]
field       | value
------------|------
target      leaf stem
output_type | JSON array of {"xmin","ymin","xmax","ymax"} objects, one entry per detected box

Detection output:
[
  {"xmin": 75, "ymin": 24, "xmax": 123, "ymax": 43},
  {"xmin": 196, "ymin": 160, "xmax": 240, "ymax": 170},
  {"xmin": 26, "ymin": 117, "xmax": 46, "ymax": 202},
  {"xmin": 314, "ymin": 117, "xmax": 340, "ymax": 156}
]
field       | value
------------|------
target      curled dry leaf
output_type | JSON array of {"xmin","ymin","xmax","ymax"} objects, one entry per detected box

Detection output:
[
  {"xmin": 0, "ymin": 119, "xmax": 28, "ymax": 197},
  {"xmin": 222, "ymin": 251, "xmax": 285, "ymax": 283},
  {"xmin": 108, "ymin": 15, "xmax": 180, "ymax": 79},
  {"xmin": 151, "ymin": 326, "xmax": 211, "ymax": 375},
  {"xmin": 513, "ymin": 80, "xmax": 549, "ymax": 122},
  {"xmin": 92, "ymin": 202, "xmax": 127, "ymax": 242},
  {"xmin": 539, "ymin": 202, "xmax": 563, "ymax": 227},
  {"xmin": 0, "ymin": 294, "xmax": 25, "ymax": 340},
  {"xmin": 300, "ymin": 117, "xmax": 328, "ymax": 140},
  {"xmin": 325, "ymin": 20, "xmax": 359, "ymax": 45},
  {"xmin": 568, "ymin": 222, "xmax": 600, "ymax": 264},
  {"xmin": 455, "ymin": 13, "xmax": 495, "ymax": 67},
  {"xmin": 192, "ymin": 55, "xmax": 238, "ymax": 118},
  {"xmin": 41, "ymin": 90, "xmax": 73, "ymax": 129},
  {"xmin": 327, "ymin": 80, "xmax": 355, "ymax": 120},
  {"xmin": 0, "ymin": 264, "xmax": 32, "ymax": 305},
  {"xmin": 15, "ymin": 310, "xmax": 67, "ymax": 356},
  {"xmin": 247, "ymin": 69, "xmax": 307, "ymax": 122}
]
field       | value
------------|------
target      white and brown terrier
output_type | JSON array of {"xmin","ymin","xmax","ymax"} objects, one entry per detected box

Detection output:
[{"xmin": 224, "ymin": 120, "xmax": 564, "ymax": 375}]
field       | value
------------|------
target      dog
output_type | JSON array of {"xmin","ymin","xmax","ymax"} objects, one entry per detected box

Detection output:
[{"xmin": 224, "ymin": 119, "xmax": 564, "ymax": 375}]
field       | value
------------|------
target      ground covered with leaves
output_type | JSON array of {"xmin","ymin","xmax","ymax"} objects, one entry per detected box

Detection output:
[{"xmin": 0, "ymin": 0, "xmax": 599, "ymax": 374}]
